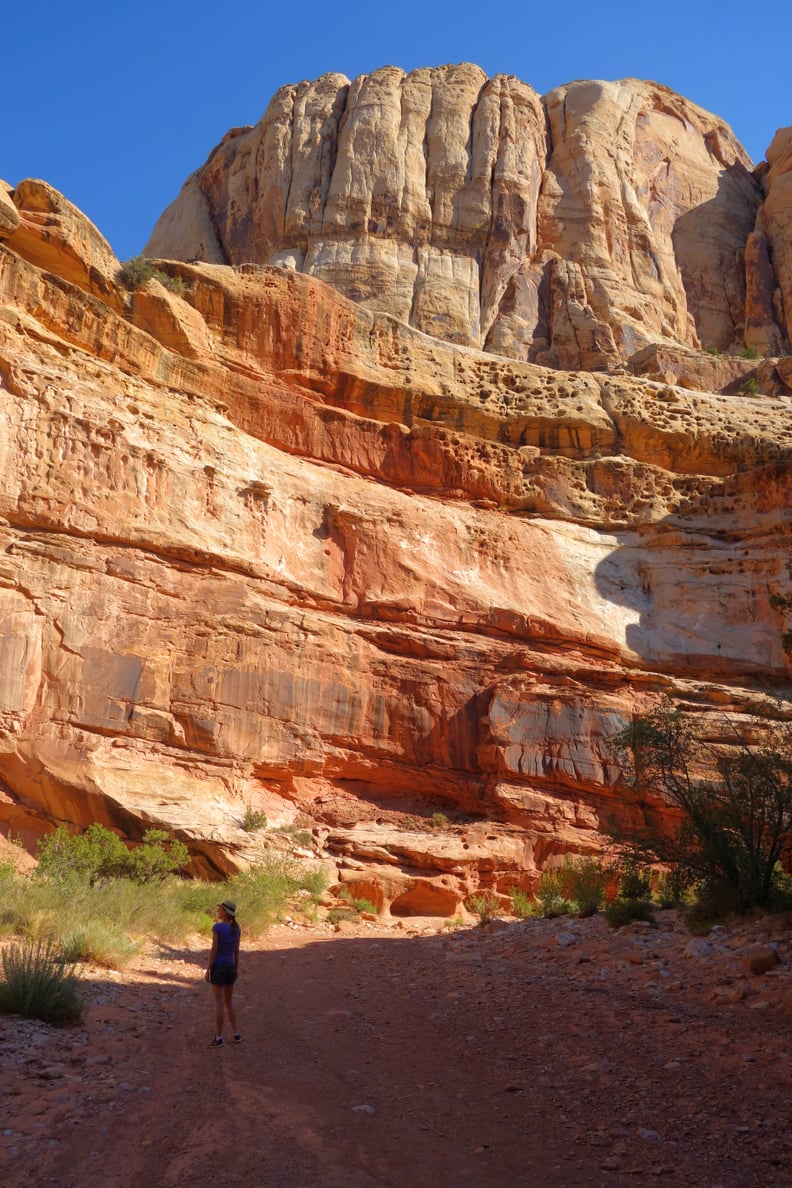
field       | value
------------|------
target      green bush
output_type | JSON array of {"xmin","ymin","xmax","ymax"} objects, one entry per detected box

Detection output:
[
  {"xmin": 614, "ymin": 698, "xmax": 792, "ymax": 914},
  {"xmin": 328, "ymin": 906, "xmax": 359, "ymax": 925},
  {"xmin": 94, "ymin": 876, "xmax": 201, "ymax": 941},
  {"xmin": 0, "ymin": 939, "xmax": 83, "ymax": 1023},
  {"xmin": 154, "ymin": 270, "xmax": 188, "ymax": 296},
  {"xmin": 225, "ymin": 854, "xmax": 327, "ymax": 933},
  {"xmin": 2, "ymin": 847, "xmax": 329, "ymax": 967},
  {"xmin": 560, "ymin": 855, "xmax": 609, "ymax": 917},
  {"xmin": 60, "ymin": 921, "xmax": 139, "ymax": 968},
  {"xmin": 118, "ymin": 255, "xmax": 156, "ymax": 290},
  {"xmin": 464, "ymin": 890, "xmax": 501, "ymax": 924},
  {"xmin": 297, "ymin": 865, "xmax": 328, "ymax": 903},
  {"xmin": 128, "ymin": 830, "xmax": 189, "ymax": 884},
  {"xmin": 604, "ymin": 898, "xmax": 655, "ymax": 929},
  {"xmin": 740, "ymin": 377, "xmax": 759, "ymax": 395},
  {"xmin": 740, "ymin": 345, "xmax": 759, "ymax": 359},
  {"xmin": 241, "ymin": 806, "xmax": 268, "ymax": 833},
  {"xmin": 339, "ymin": 890, "xmax": 378, "ymax": 915},
  {"xmin": 430, "ymin": 812, "xmax": 450, "ymax": 829},
  {"xmin": 36, "ymin": 824, "xmax": 129, "ymax": 885},
  {"xmin": 36, "ymin": 824, "xmax": 187, "ymax": 886},
  {"xmin": 0, "ymin": 831, "xmax": 23, "ymax": 881},
  {"xmin": 510, "ymin": 888, "xmax": 534, "ymax": 918},
  {"xmin": 653, "ymin": 866, "xmax": 692, "ymax": 909},
  {"xmin": 534, "ymin": 867, "xmax": 574, "ymax": 918},
  {"xmin": 276, "ymin": 824, "xmax": 313, "ymax": 848},
  {"xmin": 616, "ymin": 858, "xmax": 652, "ymax": 901}
]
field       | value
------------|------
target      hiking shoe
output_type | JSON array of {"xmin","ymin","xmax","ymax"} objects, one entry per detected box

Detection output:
[
  {"xmin": 209, "ymin": 1037, "xmax": 224, "ymax": 1047},
  {"xmin": 233, "ymin": 1033, "xmax": 242, "ymax": 1044}
]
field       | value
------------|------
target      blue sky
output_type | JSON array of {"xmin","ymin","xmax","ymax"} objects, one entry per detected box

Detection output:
[{"xmin": 5, "ymin": 0, "xmax": 790, "ymax": 261}]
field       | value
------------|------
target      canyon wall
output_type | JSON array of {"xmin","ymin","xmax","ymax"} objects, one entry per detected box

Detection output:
[
  {"xmin": 2, "ymin": 69, "xmax": 792, "ymax": 913},
  {"xmin": 146, "ymin": 66, "xmax": 791, "ymax": 370}
]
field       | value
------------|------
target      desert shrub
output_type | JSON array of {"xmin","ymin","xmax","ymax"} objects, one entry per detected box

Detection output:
[
  {"xmin": 118, "ymin": 255, "xmax": 155, "ymax": 290},
  {"xmin": 225, "ymin": 854, "xmax": 327, "ymax": 933},
  {"xmin": 36, "ymin": 824, "xmax": 187, "ymax": 887},
  {"xmin": 613, "ymin": 698, "xmax": 792, "ymax": 914},
  {"xmin": 36, "ymin": 824, "xmax": 128, "ymax": 885},
  {"xmin": 338, "ymin": 890, "xmax": 377, "ymax": 915},
  {"xmin": 296, "ymin": 866, "xmax": 328, "ymax": 903},
  {"xmin": 0, "ymin": 939, "xmax": 83, "ymax": 1023},
  {"xmin": 511, "ymin": 888, "xmax": 534, "ymax": 918},
  {"xmin": 615, "ymin": 858, "xmax": 652, "ymax": 901},
  {"xmin": 534, "ymin": 867, "xmax": 574, "ymax": 918},
  {"xmin": 740, "ymin": 345, "xmax": 759, "ymax": 359},
  {"xmin": 94, "ymin": 875, "xmax": 196, "ymax": 941},
  {"xmin": 153, "ymin": 270, "xmax": 188, "ymax": 296},
  {"xmin": 740, "ymin": 377, "xmax": 759, "ymax": 395},
  {"xmin": 768, "ymin": 865, "xmax": 792, "ymax": 911},
  {"xmin": 5, "ymin": 843, "xmax": 328, "ymax": 965},
  {"xmin": 0, "ymin": 872, "xmax": 67, "ymax": 939},
  {"xmin": 560, "ymin": 855, "xmax": 609, "ymax": 917},
  {"xmin": 328, "ymin": 906, "xmax": 359, "ymax": 925},
  {"xmin": 653, "ymin": 866, "xmax": 693, "ymax": 909},
  {"xmin": 464, "ymin": 890, "xmax": 501, "ymax": 924},
  {"xmin": 60, "ymin": 921, "xmax": 139, "ymax": 968},
  {"xmin": 604, "ymin": 898, "xmax": 655, "ymax": 929},
  {"xmin": 277, "ymin": 824, "xmax": 313, "ymax": 848},
  {"xmin": 241, "ymin": 806, "xmax": 268, "ymax": 833},
  {"xmin": 430, "ymin": 812, "xmax": 450, "ymax": 829},
  {"xmin": 127, "ymin": 830, "xmax": 189, "ymax": 884},
  {"xmin": 0, "ymin": 831, "xmax": 24, "ymax": 882},
  {"xmin": 2, "ymin": 866, "xmax": 209, "ymax": 964}
]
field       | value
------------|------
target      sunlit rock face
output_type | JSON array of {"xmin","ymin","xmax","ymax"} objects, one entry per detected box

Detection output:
[
  {"xmin": 2, "ymin": 68, "xmax": 792, "ymax": 909},
  {"xmin": 146, "ymin": 67, "xmax": 789, "ymax": 371}
]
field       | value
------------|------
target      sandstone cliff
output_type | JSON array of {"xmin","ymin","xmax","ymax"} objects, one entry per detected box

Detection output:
[
  {"xmin": 146, "ymin": 66, "xmax": 791, "ymax": 372},
  {"xmin": 2, "ymin": 70, "xmax": 792, "ymax": 914}
]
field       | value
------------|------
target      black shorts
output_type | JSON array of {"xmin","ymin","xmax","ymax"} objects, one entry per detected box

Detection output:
[{"xmin": 209, "ymin": 963, "xmax": 237, "ymax": 986}]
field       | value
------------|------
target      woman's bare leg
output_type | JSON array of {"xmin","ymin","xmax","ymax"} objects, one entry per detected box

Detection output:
[
  {"xmin": 212, "ymin": 984, "xmax": 225, "ymax": 1036},
  {"xmin": 224, "ymin": 984, "xmax": 237, "ymax": 1035}
]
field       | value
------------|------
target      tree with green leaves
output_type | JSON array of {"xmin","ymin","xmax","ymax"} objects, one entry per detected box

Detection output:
[
  {"xmin": 36, "ymin": 823, "xmax": 188, "ymax": 886},
  {"xmin": 615, "ymin": 698, "xmax": 792, "ymax": 913}
]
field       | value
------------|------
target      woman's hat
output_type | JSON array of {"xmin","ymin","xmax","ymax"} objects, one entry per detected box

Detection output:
[{"xmin": 219, "ymin": 899, "xmax": 236, "ymax": 915}]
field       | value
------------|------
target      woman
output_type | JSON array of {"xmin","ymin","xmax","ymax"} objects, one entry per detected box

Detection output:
[{"xmin": 206, "ymin": 898, "xmax": 241, "ymax": 1047}]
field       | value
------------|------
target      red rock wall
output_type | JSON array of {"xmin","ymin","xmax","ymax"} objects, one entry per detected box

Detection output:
[{"xmin": 2, "ymin": 94, "xmax": 792, "ymax": 909}]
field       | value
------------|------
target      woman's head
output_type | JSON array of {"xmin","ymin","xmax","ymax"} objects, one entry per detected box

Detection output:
[{"xmin": 217, "ymin": 898, "xmax": 236, "ymax": 920}]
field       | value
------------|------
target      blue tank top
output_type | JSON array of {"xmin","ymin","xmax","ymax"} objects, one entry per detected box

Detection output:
[{"xmin": 212, "ymin": 920, "xmax": 239, "ymax": 966}]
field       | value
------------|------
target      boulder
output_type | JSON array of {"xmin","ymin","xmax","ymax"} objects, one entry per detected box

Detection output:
[{"xmin": 741, "ymin": 944, "xmax": 780, "ymax": 976}]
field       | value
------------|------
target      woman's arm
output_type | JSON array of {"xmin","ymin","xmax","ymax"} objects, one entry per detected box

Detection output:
[{"xmin": 207, "ymin": 927, "xmax": 218, "ymax": 974}]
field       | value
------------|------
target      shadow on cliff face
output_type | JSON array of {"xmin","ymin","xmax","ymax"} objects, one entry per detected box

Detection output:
[
  {"xmin": 21, "ymin": 924, "xmax": 792, "ymax": 1188},
  {"xmin": 671, "ymin": 162, "xmax": 766, "ymax": 354},
  {"xmin": 593, "ymin": 494, "xmax": 791, "ymax": 680}
]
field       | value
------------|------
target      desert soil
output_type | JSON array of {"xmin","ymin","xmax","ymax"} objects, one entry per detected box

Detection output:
[{"xmin": 1, "ymin": 911, "xmax": 791, "ymax": 1188}]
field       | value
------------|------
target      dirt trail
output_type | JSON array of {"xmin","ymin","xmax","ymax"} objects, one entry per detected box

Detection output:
[{"xmin": 1, "ymin": 915, "xmax": 791, "ymax": 1187}]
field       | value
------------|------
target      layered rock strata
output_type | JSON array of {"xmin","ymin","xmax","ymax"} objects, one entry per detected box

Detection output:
[
  {"xmin": 146, "ymin": 66, "xmax": 791, "ymax": 371},
  {"xmin": 2, "ymin": 80, "xmax": 792, "ymax": 912}
]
